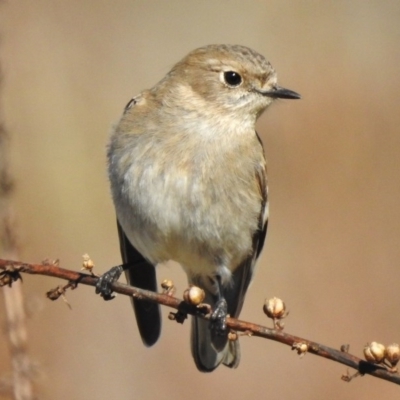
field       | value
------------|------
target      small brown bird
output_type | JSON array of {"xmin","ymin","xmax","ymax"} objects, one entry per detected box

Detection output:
[{"xmin": 97, "ymin": 44, "xmax": 300, "ymax": 372}]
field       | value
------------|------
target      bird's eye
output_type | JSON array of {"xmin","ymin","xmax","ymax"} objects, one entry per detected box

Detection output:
[{"xmin": 222, "ymin": 71, "xmax": 242, "ymax": 87}]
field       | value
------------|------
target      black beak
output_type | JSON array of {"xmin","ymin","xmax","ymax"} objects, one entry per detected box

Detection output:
[{"xmin": 259, "ymin": 86, "xmax": 301, "ymax": 100}]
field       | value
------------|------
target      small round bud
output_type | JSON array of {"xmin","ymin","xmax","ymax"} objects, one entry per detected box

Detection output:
[
  {"xmin": 228, "ymin": 331, "xmax": 238, "ymax": 341},
  {"xmin": 263, "ymin": 297, "xmax": 286, "ymax": 319},
  {"xmin": 81, "ymin": 254, "xmax": 95, "ymax": 271},
  {"xmin": 168, "ymin": 312, "xmax": 176, "ymax": 321},
  {"xmin": 340, "ymin": 344, "xmax": 350, "ymax": 353},
  {"xmin": 161, "ymin": 279, "xmax": 174, "ymax": 290},
  {"xmin": 385, "ymin": 343, "xmax": 400, "ymax": 367},
  {"xmin": 183, "ymin": 286, "xmax": 205, "ymax": 305},
  {"xmin": 298, "ymin": 343, "xmax": 308, "ymax": 353},
  {"xmin": 292, "ymin": 342, "xmax": 308, "ymax": 357},
  {"xmin": 161, "ymin": 279, "xmax": 175, "ymax": 296},
  {"xmin": 364, "ymin": 342, "xmax": 386, "ymax": 363}
]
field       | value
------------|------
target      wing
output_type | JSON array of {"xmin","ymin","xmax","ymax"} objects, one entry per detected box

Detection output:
[
  {"xmin": 225, "ymin": 132, "xmax": 268, "ymax": 318},
  {"xmin": 117, "ymin": 220, "xmax": 161, "ymax": 347}
]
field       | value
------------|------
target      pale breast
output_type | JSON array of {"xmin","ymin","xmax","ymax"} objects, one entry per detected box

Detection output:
[{"xmin": 108, "ymin": 95, "xmax": 267, "ymax": 277}]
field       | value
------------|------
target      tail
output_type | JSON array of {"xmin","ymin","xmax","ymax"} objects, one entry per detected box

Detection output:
[
  {"xmin": 189, "ymin": 275, "xmax": 241, "ymax": 372},
  {"xmin": 117, "ymin": 220, "xmax": 161, "ymax": 347},
  {"xmin": 191, "ymin": 312, "xmax": 240, "ymax": 372},
  {"xmin": 189, "ymin": 245, "xmax": 263, "ymax": 372}
]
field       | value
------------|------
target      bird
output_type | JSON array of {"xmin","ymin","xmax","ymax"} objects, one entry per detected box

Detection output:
[{"xmin": 96, "ymin": 44, "xmax": 300, "ymax": 372}]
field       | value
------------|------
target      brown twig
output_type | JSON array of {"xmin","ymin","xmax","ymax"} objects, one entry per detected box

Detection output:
[{"xmin": 0, "ymin": 258, "xmax": 399, "ymax": 386}]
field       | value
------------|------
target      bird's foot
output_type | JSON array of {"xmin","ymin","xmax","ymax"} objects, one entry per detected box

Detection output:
[
  {"xmin": 210, "ymin": 298, "xmax": 228, "ymax": 336},
  {"xmin": 95, "ymin": 265, "xmax": 124, "ymax": 300}
]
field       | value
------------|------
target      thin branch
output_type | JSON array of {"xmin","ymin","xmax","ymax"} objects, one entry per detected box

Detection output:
[{"xmin": 0, "ymin": 258, "xmax": 399, "ymax": 385}]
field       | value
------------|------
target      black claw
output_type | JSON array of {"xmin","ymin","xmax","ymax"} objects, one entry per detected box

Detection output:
[
  {"xmin": 210, "ymin": 298, "xmax": 228, "ymax": 336},
  {"xmin": 95, "ymin": 265, "xmax": 124, "ymax": 300}
]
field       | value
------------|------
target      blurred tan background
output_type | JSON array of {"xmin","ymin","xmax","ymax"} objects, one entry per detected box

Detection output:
[{"xmin": 1, "ymin": 1, "xmax": 400, "ymax": 399}]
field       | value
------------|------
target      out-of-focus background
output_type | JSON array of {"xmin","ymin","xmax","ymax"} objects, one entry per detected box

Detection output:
[{"xmin": 1, "ymin": 1, "xmax": 400, "ymax": 399}]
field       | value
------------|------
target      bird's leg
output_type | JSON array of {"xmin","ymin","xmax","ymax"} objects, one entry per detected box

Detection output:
[
  {"xmin": 209, "ymin": 275, "xmax": 228, "ymax": 335},
  {"xmin": 95, "ymin": 264, "xmax": 129, "ymax": 300}
]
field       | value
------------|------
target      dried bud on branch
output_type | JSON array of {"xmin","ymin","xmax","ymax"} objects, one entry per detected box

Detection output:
[
  {"xmin": 81, "ymin": 254, "xmax": 95, "ymax": 273},
  {"xmin": 161, "ymin": 279, "xmax": 175, "ymax": 296},
  {"xmin": 263, "ymin": 297, "xmax": 288, "ymax": 330},
  {"xmin": 385, "ymin": 343, "xmax": 400, "ymax": 368},
  {"xmin": 183, "ymin": 285, "xmax": 205, "ymax": 305},
  {"xmin": 364, "ymin": 342, "xmax": 386, "ymax": 364},
  {"xmin": 263, "ymin": 297, "xmax": 286, "ymax": 318}
]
